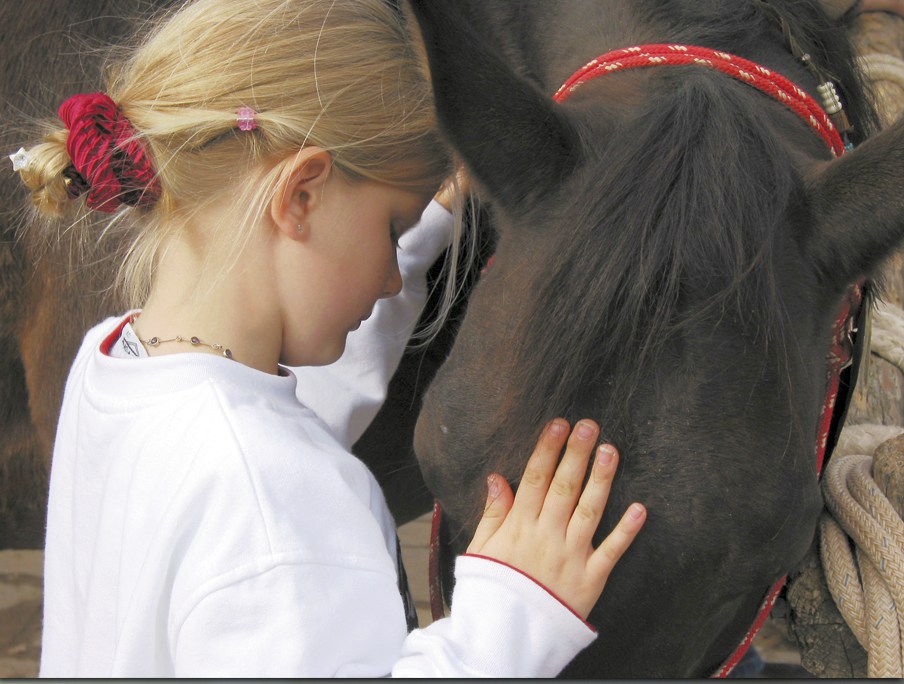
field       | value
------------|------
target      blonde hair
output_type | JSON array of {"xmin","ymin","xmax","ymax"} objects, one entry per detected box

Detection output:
[{"xmin": 18, "ymin": 0, "xmax": 462, "ymax": 314}]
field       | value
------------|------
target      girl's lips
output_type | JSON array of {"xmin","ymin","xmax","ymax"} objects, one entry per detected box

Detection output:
[{"xmin": 350, "ymin": 312, "xmax": 372, "ymax": 331}]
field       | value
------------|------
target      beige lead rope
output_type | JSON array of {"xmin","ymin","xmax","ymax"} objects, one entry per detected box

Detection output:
[
  {"xmin": 815, "ymin": 46, "xmax": 904, "ymax": 675},
  {"xmin": 820, "ymin": 454, "xmax": 904, "ymax": 677},
  {"xmin": 819, "ymin": 299, "xmax": 904, "ymax": 677}
]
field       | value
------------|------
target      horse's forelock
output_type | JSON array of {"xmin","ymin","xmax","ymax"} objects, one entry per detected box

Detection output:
[{"xmin": 488, "ymin": 70, "xmax": 815, "ymax": 486}]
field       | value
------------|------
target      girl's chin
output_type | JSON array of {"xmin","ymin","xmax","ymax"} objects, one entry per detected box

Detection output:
[{"xmin": 281, "ymin": 341, "xmax": 346, "ymax": 368}]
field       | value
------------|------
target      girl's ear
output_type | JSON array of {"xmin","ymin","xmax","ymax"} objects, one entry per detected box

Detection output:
[{"xmin": 270, "ymin": 147, "xmax": 333, "ymax": 240}]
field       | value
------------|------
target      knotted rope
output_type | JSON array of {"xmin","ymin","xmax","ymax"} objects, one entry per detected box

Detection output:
[
  {"xmin": 860, "ymin": 52, "xmax": 904, "ymax": 80},
  {"xmin": 820, "ymin": 453, "xmax": 904, "ymax": 677},
  {"xmin": 858, "ymin": 53, "xmax": 904, "ymax": 123},
  {"xmin": 820, "ymin": 300, "xmax": 904, "ymax": 677}
]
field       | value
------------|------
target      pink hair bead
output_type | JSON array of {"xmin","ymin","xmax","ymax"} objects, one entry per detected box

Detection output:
[{"xmin": 236, "ymin": 106, "xmax": 257, "ymax": 131}]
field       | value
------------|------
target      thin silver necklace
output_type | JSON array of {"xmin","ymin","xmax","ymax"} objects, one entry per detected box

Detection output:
[{"xmin": 130, "ymin": 314, "xmax": 234, "ymax": 360}]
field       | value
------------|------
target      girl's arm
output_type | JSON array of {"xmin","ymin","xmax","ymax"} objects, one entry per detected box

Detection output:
[
  {"xmin": 290, "ymin": 199, "xmax": 452, "ymax": 448},
  {"xmin": 172, "ymin": 420, "xmax": 645, "ymax": 678},
  {"xmin": 394, "ymin": 419, "xmax": 646, "ymax": 676}
]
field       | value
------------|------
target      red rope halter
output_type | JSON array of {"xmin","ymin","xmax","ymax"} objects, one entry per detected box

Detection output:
[{"xmin": 553, "ymin": 44, "xmax": 847, "ymax": 157}]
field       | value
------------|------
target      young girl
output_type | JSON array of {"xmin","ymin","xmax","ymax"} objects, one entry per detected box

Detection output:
[{"xmin": 13, "ymin": 0, "xmax": 646, "ymax": 677}]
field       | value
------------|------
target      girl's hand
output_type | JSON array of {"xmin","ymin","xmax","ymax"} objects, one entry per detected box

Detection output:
[{"xmin": 467, "ymin": 418, "xmax": 646, "ymax": 620}]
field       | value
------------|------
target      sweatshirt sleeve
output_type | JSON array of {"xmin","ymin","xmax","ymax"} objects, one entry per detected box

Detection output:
[
  {"xmin": 393, "ymin": 554, "xmax": 597, "ymax": 677},
  {"xmin": 172, "ymin": 554, "xmax": 595, "ymax": 678},
  {"xmin": 172, "ymin": 560, "xmax": 411, "ymax": 678},
  {"xmin": 291, "ymin": 200, "xmax": 453, "ymax": 449}
]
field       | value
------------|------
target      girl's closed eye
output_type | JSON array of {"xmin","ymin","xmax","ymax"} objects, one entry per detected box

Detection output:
[
  {"xmin": 391, "ymin": 217, "xmax": 419, "ymax": 250},
  {"xmin": 393, "ymin": 203, "xmax": 432, "ymax": 248}
]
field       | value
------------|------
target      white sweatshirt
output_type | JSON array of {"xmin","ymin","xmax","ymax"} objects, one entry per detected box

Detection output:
[{"xmin": 40, "ymin": 202, "xmax": 596, "ymax": 677}]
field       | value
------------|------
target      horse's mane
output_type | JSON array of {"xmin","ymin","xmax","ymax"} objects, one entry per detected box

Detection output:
[{"xmin": 489, "ymin": 0, "xmax": 879, "ymax": 476}]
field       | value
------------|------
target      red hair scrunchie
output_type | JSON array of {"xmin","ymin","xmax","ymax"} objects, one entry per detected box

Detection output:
[{"xmin": 57, "ymin": 92, "xmax": 161, "ymax": 213}]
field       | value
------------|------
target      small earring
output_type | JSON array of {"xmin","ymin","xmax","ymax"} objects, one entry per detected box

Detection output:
[{"xmin": 296, "ymin": 223, "xmax": 305, "ymax": 234}]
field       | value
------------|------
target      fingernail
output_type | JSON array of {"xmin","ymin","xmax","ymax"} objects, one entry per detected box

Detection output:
[
  {"xmin": 549, "ymin": 420, "xmax": 567, "ymax": 437},
  {"xmin": 597, "ymin": 444, "xmax": 614, "ymax": 465},
  {"xmin": 629, "ymin": 503, "xmax": 645, "ymax": 520},
  {"xmin": 487, "ymin": 474, "xmax": 500, "ymax": 498},
  {"xmin": 576, "ymin": 421, "xmax": 595, "ymax": 439}
]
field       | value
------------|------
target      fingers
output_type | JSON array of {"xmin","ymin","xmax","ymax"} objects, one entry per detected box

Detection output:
[
  {"xmin": 565, "ymin": 442, "xmax": 618, "ymax": 546},
  {"xmin": 540, "ymin": 420, "xmax": 600, "ymax": 526},
  {"xmin": 462, "ymin": 417, "xmax": 647, "ymax": 621},
  {"xmin": 587, "ymin": 502, "xmax": 647, "ymax": 580},
  {"xmin": 467, "ymin": 473, "xmax": 514, "ymax": 553},
  {"xmin": 509, "ymin": 419, "xmax": 571, "ymax": 518}
]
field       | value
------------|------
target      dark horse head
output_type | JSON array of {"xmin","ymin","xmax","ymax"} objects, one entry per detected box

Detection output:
[{"xmin": 407, "ymin": 0, "xmax": 904, "ymax": 676}]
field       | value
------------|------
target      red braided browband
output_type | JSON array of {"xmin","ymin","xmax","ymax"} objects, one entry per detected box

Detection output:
[
  {"xmin": 553, "ymin": 44, "xmax": 846, "ymax": 157},
  {"xmin": 58, "ymin": 92, "xmax": 161, "ymax": 213}
]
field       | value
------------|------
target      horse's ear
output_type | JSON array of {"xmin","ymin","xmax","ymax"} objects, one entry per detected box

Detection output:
[
  {"xmin": 805, "ymin": 117, "xmax": 904, "ymax": 291},
  {"xmin": 406, "ymin": 0, "xmax": 582, "ymax": 211}
]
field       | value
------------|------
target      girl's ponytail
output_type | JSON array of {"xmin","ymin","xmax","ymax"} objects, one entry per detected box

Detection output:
[
  {"xmin": 16, "ymin": 129, "xmax": 74, "ymax": 219},
  {"xmin": 12, "ymin": 0, "xmax": 461, "ymax": 309}
]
